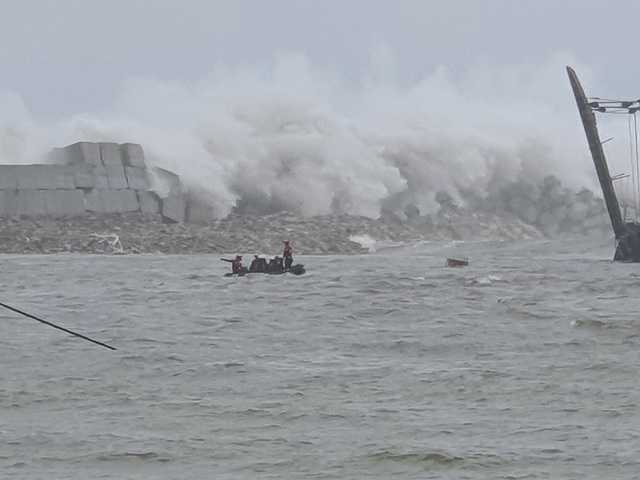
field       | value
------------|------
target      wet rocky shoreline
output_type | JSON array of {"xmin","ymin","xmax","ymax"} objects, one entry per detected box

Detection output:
[
  {"xmin": 0, "ymin": 169, "xmax": 617, "ymax": 256},
  {"xmin": 0, "ymin": 207, "xmax": 608, "ymax": 256}
]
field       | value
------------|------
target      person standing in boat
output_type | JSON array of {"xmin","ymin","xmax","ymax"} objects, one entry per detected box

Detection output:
[
  {"xmin": 221, "ymin": 255, "xmax": 243, "ymax": 274},
  {"xmin": 282, "ymin": 240, "xmax": 293, "ymax": 271}
]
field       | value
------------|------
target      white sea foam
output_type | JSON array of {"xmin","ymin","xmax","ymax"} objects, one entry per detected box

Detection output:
[
  {"xmin": 349, "ymin": 234, "xmax": 377, "ymax": 252},
  {"xmin": 0, "ymin": 52, "xmax": 632, "ymax": 219}
]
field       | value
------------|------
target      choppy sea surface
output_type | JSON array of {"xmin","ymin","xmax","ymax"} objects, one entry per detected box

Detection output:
[{"xmin": 2, "ymin": 236, "xmax": 640, "ymax": 480}]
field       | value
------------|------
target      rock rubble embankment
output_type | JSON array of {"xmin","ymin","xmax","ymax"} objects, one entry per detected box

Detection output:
[{"xmin": 0, "ymin": 206, "xmax": 604, "ymax": 255}]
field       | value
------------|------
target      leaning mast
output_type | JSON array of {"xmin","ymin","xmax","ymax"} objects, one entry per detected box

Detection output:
[{"xmin": 566, "ymin": 66, "xmax": 626, "ymax": 239}]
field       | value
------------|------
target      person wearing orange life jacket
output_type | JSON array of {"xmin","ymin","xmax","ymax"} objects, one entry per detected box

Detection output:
[
  {"xmin": 282, "ymin": 240, "xmax": 293, "ymax": 271},
  {"xmin": 221, "ymin": 255, "xmax": 243, "ymax": 274}
]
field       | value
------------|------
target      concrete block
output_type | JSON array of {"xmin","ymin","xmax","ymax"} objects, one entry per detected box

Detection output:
[
  {"xmin": 120, "ymin": 143, "xmax": 146, "ymax": 168},
  {"xmin": 113, "ymin": 189, "xmax": 141, "ymax": 212},
  {"xmin": 44, "ymin": 190, "xmax": 86, "ymax": 215},
  {"xmin": 125, "ymin": 166, "xmax": 149, "ymax": 190},
  {"xmin": 60, "ymin": 142, "xmax": 102, "ymax": 166},
  {"xmin": 83, "ymin": 190, "xmax": 103, "ymax": 212},
  {"xmin": 186, "ymin": 199, "xmax": 214, "ymax": 223},
  {"xmin": 14, "ymin": 165, "xmax": 76, "ymax": 190},
  {"xmin": 92, "ymin": 166, "xmax": 112, "ymax": 189},
  {"xmin": 137, "ymin": 191, "xmax": 160, "ymax": 214},
  {"xmin": 14, "ymin": 167, "xmax": 38, "ymax": 189},
  {"xmin": 105, "ymin": 164, "xmax": 129, "ymax": 189},
  {"xmin": 150, "ymin": 167, "xmax": 183, "ymax": 197},
  {"xmin": 1, "ymin": 190, "xmax": 19, "ymax": 216},
  {"xmin": 99, "ymin": 142, "xmax": 124, "ymax": 166},
  {"xmin": 0, "ymin": 165, "xmax": 19, "ymax": 189},
  {"xmin": 74, "ymin": 164, "xmax": 96, "ymax": 189},
  {"xmin": 16, "ymin": 190, "xmax": 47, "ymax": 216},
  {"xmin": 84, "ymin": 190, "xmax": 140, "ymax": 213},
  {"xmin": 161, "ymin": 195, "xmax": 186, "ymax": 223},
  {"xmin": 49, "ymin": 165, "xmax": 77, "ymax": 189}
]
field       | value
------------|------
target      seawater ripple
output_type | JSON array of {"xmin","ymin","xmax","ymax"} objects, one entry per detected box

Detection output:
[{"xmin": 1, "ymin": 237, "xmax": 640, "ymax": 479}]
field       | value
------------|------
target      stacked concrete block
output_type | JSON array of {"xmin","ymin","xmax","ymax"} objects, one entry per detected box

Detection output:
[
  {"xmin": 74, "ymin": 163, "xmax": 97, "ymax": 189},
  {"xmin": 0, "ymin": 190, "xmax": 17, "ymax": 216},
  {"xmin": 0, "ymin": 165, "xmax": 76, "ymax": 190},
  {"xmin": 43, "ymin": 190, "xmax": 86, "ymax": 215},
  {"xmin": 149, "ymin": 167, "xmax": 183, "ymax": 197},
  {"xmin": 99, "ymin": 143, "xmax": 123, "ymax": 166},
  {"xmin": 84, "ymin": 190, "xmax": 140, "ymax": 213},
  {"xmin": 0, "ymin": 165, "xmax": 21, "ymax": 189},
  {"xmin": 82, "ymin": 190, "xmax": 102, "ymax": 213},
  {"xmin": 121, "ymin": 143, "xmax": 146, "ymax": 168},
  {"xmin": 125, "ymin": 166, "xmax": 149, "ymax": 190},
  {"xmin": 58, "ymin": 142, "xmax": 103, "ymax": 166},
  {"xmin": 0, "ymin": 141, "xmax": 199, "ymax": 222},
  {"xmin": 160, "ymin": 196, "xmax": 187, "ymax": 223},
  {"xmin": 111, "ymin": 189, "xmax": 141, "ymax": 213},
  {"xmin": 105, "ymin": 165, "xmax": 129, "ymax": 189},
  {"xmin": 4, "ymin": 190, "xmax": 42, "ymax": 216},
  {"xmin": 37, "ymin": 165, "xmax": 77, "ymax": 190},
  {"xmin": 145, "ymin": 166, "xmax": 189, "ymax": 222},
  {"xmin": 0, "ymin": 164, "xmax": 79, "ymax": 216},
  {"xmin": 53, "ymin": 141, "xmax": 134, "ymax": 192},
  {"xmin": 137, "ymin": 191, "xmax": 160, "ymax": 214},
  {"xmin": 17, "ymin": 190, "xmax": 47, "ymax": 216},
  {"xmin": 91, "ymin": 167, "xmax": 111, "ymax": 189},
  {"xmin": 53, "ymin": 141, "xmax": 143, "ymax": 214}
]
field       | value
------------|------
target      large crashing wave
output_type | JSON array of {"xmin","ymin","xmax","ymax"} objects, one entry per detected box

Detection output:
[{"xmin": 0, "ymin": 52, "xmax": 632, "ymax": 219}]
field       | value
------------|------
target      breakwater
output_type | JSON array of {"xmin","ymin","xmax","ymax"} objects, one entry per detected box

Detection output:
[
  {"xmin": 420, "ymin": 174, "xmax": 612, "ymax": 239},
  {"xmin": 0, "ymin": 142, "xmax": 212, "ymax": 223},
  {"xmin": 0, "ymin": 141, "xmax": 617, "ymax": 251}
]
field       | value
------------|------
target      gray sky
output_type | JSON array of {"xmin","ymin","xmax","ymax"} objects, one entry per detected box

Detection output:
[{"xmin": 2, "ymin": 0, "xmax": 640, "ymax": 121}]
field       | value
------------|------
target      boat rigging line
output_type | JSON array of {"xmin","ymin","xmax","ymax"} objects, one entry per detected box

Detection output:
[
  {"xmin": 567, "ymin": 65, "xmax": 640, "ymax": 261},
  {"xmin": 0, "ymin": 300, "xmax": 116, "ymax": 351},
  {"xmin": 628, "ymin": 110, "xmax": 640, "ymax": 220},
  {"xmin": 588, "ymin": 96, "xmax": 640, "ymax": 222}
]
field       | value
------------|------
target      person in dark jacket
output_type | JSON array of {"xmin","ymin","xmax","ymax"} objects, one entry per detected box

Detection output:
[
  {"xmin": 249, "ymin": 254, "xmax": 268, "ymax": 273},
  {"xmin": 267, "ymin": 256, "xmax": 284, "ymax": 274},
  {"xmin": 249, "ymin": 254, "xmax": 260, "ymax": 272}
]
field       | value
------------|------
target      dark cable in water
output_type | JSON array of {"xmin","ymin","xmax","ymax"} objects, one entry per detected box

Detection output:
[{"xmin": 0, "ymin": 301, "xmax": 116, "ymax": 351}]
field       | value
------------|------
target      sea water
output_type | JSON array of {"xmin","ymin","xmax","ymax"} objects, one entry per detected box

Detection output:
[{"xmin": 2, "ymin": 236, "xmax": 640, "ymax": 479}]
